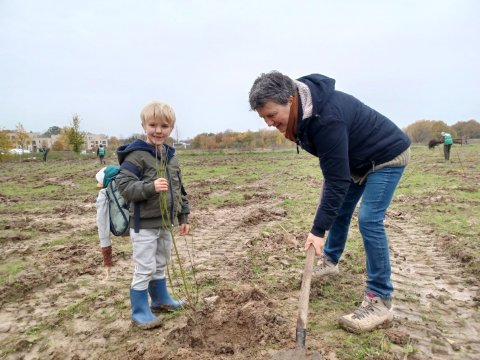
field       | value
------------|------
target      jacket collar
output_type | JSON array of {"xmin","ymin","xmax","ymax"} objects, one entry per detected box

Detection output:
[{"xmin": 117, "ymin": 139, "xmax": 175, "ymax": 164}]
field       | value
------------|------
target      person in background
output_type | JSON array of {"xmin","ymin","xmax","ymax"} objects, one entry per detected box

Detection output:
[
  {"xmin": 116, "ymin": 101, "xmax": 190, "ymax": 330},
  {"xmin": 249, "ymin": 71, "xmax": 410, "ymax": 333},
  {"xmin": 97, "ymin": 144, "xmax": 106, "ymax": 164},
  {"xmin": 95, "ymin": 166, "xmax": 119, "ymax": 279},
  {"xmin": 40, "ymin": 145, "xmax": 49, "ymax": 162},
  {"xmin": 441, "ymin": 131, "xmax": 453, "ymax": 160}
]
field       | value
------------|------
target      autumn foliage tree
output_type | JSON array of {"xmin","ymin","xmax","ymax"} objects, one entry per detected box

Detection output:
[
  {"xmin": 404, "ymin": 120, "xmax": 455, "ymax": 143},
  {"xmin": 0, "ymin": 131, "xmax": 13, "ymax": 160},
  {"xmin": 452, "ymin": 119, "xmax": 480, "ymax": 138},
  {"xmin": 108, "ymin": 136, "xmax": 119, "ymax": 151},
  {"xmin": 15, "ymin": 122, "xmax": 31, "ymax": 151},
  {"xmin": 51, "ymin": 138, "xmax": 67, "ymax": 151},
  {"xmin": 66, "ymin": 114, "xmax": 86, "ymax": 154},
  {"xmin": 190, "ymin": 129, "xmax": 292, "ymax": 150}
]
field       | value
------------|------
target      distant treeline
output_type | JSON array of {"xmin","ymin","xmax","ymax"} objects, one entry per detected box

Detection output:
[
  {"xmin": 404, "ymin": 119, "xmax": 480, "ymax": 144},
  {"xmin": 185, "ymin": 119, "xmax": 480, "ymax": 149},
  {"xmin": 188, "ymin": 129, "xmax": 293, "ymax": 150},
  {"xmin": 118, "ymin": 119, "xmax": 480, "ymax": 150}
]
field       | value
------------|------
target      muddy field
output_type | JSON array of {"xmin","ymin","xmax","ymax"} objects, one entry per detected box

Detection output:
[{"xmin": 1, "ymin": 145, "xmax": 479, "ymax": 359}]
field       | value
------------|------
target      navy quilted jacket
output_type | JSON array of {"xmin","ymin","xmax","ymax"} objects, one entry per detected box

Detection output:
[{"xmin": 295, "ymin": 74, "xmax": 410, "ymax": 237}]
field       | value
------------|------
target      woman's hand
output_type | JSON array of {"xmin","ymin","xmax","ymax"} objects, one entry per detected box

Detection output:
[
  {"xmin": 154, "ymin": 178, "xmax": 169, "ymax": 192},
  {"xmin": 304, "ymin": 232, "xmax": 325, "ymax": 256}
]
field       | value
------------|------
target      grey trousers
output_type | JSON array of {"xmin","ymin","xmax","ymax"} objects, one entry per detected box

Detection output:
[{"xmin": 130, "ymin": 228, "xmax": 172, "ymax": 290}]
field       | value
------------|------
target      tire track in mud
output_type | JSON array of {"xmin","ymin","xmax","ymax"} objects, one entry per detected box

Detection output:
[
  {"xmin": 180, "ymin": 193, "xmax": 284, "ymax": 281},
  {"xmin": 388, "ymin": 212, "xmax": 480, "ymax": 359}
]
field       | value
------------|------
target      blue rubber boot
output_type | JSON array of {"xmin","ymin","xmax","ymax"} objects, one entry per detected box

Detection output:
[
  {"xmin": 130, "ymin": 288, "xmax": 162, "ymax": 329},
  {"xmin": 148, "ymin": 278, "xmax": 185, "ymax": 312}
]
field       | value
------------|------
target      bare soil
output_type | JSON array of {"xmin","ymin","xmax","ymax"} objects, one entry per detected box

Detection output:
[{"xmin": 1, "ymin": 158, "xmax": 479, "ymax": 360}]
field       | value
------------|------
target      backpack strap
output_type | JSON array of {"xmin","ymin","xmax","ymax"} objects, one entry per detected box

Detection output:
[
  {"xmin": 120, "ymin": 161, "xmax": 143, "ymax": 233},
  {"xmin": 165, "ymin": 144, "xmax": 175, "ymax": 163},
  {"xmin": 121, "ymin": 161, "xmax": 142, "ymax": 178}
]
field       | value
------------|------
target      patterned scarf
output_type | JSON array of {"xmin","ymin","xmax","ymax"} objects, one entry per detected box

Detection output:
[{"xmin": 284, "ymin": 91, "xmax": 299, "ymax": 142}]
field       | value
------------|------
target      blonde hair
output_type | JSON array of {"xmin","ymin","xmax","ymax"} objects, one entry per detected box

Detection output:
[{"xmin": 140, "ymin": 101, "xmax": 176, "ymax": 128}]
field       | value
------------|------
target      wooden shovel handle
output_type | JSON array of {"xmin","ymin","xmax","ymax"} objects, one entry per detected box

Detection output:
[
  {"xmin": 298, "ymin": 245, "xmax": 316, "ymax": 325},
  {"xmin": 296, "ymin": 244, "xmax": 316, "ymax": 347}
]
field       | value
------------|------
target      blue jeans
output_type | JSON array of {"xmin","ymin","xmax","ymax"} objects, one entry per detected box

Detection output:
[{"xmin": 323, "ymin": 166, "xmax": 405, "ymax": 299}]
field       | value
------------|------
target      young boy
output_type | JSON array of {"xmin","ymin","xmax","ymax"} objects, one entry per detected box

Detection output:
[
  {"xmin": 95, "ymin": 165, "xmax": 120, "ymax": 279},
  {"xmin": 116, "ymin": 101, "xmax": 190, "ymax": 330}
]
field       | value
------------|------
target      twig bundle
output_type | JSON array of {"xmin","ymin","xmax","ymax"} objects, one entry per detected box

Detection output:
[{"xmin": 155, "ymin": 145, "xmax": 199, "ymax": 310}]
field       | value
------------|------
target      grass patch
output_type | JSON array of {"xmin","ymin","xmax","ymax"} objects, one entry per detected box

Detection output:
[
  {"xmin": 115, "ymin": 239, "xmax": 133, "ymax": 259},
  {"xmin": 57, "ymin": 290, "xmax": 113, "ymax": 320},
  {"xmin": 113, "ymin": 298, "xmax": 129, "ymax": 311},
  {"xmin": 0, "ymin": 347, "xmax": 16, "ymax": 357},
  {"xmin": 58, "ymin": 301, "xmax": 91, "ymax": 319},
  {"xmin": 24, "ymin": 322, "xmax": 54, "ymax": 337},
  {"xmin": 0, "ymin": 184, "xmax": 60, "ymax": 196},
  {"xmin": 0, "ymin": 260, "xmax": 25, "ymax": 285},
  {"xmin": 97, "ymin": 308, "xmax": 117, "ymax": 321},
  {"xmin": 204, "ymin": 191, "xmax": 247, "ymax": 208},
  {"xmin": 44, "ymin": 237, "xmax": 70, "ymax": 247}
]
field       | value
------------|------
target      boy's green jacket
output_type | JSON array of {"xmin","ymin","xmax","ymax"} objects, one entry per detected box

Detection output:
[{"xmin": 116, "ymin": 140, "xmax": 189, "ymax": 231}]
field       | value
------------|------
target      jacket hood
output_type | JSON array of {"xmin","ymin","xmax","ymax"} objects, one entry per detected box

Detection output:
[
  {"xmin": 103, "ymin": 165, "xmax": 120, "ymax": 187},
  {"xmin": 297, "ymin": 74, "xmax": 336, "ymax": 114},
  {"xmin": 116, "ymin": 139, "xmax": 175, "ymax": 164}
]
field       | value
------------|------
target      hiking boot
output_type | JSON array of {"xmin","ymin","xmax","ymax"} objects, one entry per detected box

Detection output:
[
  {"xmin": 312, "ymin": 255, "xmax": 339, "ymax": 279},
  {"xmin": 338, "ymin": 292, "xmax": 393, "ymax": 333}
]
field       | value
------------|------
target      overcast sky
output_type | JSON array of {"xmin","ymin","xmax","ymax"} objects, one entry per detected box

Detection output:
[{"xmin": 1, "ymin": 0, "xmax": 479, "ymax": 140}]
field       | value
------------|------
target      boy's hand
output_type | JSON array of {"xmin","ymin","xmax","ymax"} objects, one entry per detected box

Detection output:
[
  {"xmin": 304, "ymin": 232, "xmax": 325, "ymax": 256},
  {"xmin": 154, "ymin": 178, "xmax": 169, "ymax": 192},
  {"xmin": 179, "ymin": 223, "xmax": 190, "ymax": 235}
]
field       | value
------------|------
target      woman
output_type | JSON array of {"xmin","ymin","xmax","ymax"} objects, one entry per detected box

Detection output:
[{"xmin": 249, "ymin": 71, "xmax": 410, "ymax": 333}]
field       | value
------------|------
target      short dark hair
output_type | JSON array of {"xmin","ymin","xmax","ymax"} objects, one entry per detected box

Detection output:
[{"xmin": 248, "ymin": 71, "xmax": 296, "ymax": 110}]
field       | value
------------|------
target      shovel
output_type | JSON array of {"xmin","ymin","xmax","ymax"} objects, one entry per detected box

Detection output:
[
  {"xmin": 272, "ymin": 185, "xmax": 323, "ymax": 360},
  {"xmin": 271, "ymin": 244, "xmax": 321, "ymax": 360}
]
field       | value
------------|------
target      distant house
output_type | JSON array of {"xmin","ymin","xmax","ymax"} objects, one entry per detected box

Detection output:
[
  {"xmin": 173, "ymin": 142, "xmax": 190, "ymax": 149},
  {"xmin": 84, "ymin": 133, "xmax": 109, "ymax": 152},
  {"xmin": 30, "ymin": 132, "xmax": 53, "ymax": 152},
  {"xmin": 3, "ymin": 130, "xmax": 110, "ymax": 153}
]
